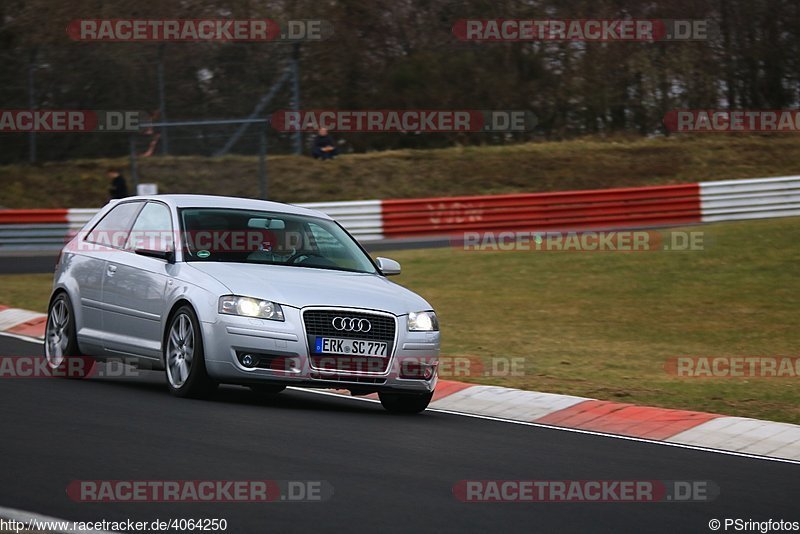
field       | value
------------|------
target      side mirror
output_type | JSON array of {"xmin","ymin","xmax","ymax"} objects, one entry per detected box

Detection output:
[
  {"xmin": 135, "ymin": 247, "xmax": 175, "ymax": 264},
  {"xmin": 376, "ymin": 257, "xmax": 401, "ymax": 276}
]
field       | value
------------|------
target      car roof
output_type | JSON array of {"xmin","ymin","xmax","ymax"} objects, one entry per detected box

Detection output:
[{"xmin": 117, "ymin": 194, "xmax": 333, "ymax": 220}]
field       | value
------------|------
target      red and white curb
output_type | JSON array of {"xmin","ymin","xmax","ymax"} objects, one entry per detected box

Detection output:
[
  {"xmin": 0, "ymin": 305, "xmax": 47, "ymax": 340},
  {"xmin": 2, "ymin": 305, "xmax": 798, "ymax": 462},
  {"xmin": 425, "ymin": 382, "xmax": 800, "ymax": 462}
]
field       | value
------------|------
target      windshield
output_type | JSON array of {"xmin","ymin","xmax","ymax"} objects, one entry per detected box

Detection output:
[{"xmin": 179, "ymin": 208, "xmax": 377, "ymax": 274}]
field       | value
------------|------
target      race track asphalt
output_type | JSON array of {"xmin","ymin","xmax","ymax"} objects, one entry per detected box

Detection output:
[
  {"xmin": 0, "ymin": 335, "xmax": 797, "ymax": 533},
  {"xmin": 0, "ymin": 253, "xmax": 59, "ymax": 274}
]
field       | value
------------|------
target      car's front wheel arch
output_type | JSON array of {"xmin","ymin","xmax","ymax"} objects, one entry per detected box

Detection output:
[
  {"xmin": 161, "ymin": 298, "xmax": 194, "ymax": 367},
  {"xmin": 163, "ymin": 302, "xmax": 217, "ymax": 398}
]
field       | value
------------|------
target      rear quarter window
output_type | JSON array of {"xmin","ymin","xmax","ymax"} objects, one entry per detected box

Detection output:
[{"xmin": 84, "ymin": 201, "xmax": 143, "ymax": 249}]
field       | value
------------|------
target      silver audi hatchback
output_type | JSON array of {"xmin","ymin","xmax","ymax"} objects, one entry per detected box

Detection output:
[{"xmin": 46, "ymin": 195, "xmax": 440, "ymax": 413}]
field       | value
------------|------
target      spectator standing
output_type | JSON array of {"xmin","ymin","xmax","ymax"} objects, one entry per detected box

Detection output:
[{"xmin": 107, "ymin": 169, "xmax": 129, "ymax": 200}]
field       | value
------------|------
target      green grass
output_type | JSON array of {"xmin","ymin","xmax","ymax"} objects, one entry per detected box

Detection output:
[
  {"xmin": 1, "ymin": 217, "xmax": 797, "ymax": 423},
  {"xmin": 0, "ymin": 273, "xmax": 53, "ymax": 312},
  {"xmin": 384, "ymin": 217, "xmax": 800, "ymax": 424},
  {"xmin": 3, "ymin": 134, "xmax": 800, "ymax": 208}
]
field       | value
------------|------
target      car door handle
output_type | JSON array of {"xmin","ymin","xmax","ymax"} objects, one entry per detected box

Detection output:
[{"xmin": 106, "ymin": 265, "xmax": 117, "ymax": 276}]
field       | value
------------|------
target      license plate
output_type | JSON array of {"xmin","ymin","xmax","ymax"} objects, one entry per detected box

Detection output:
[{"xmin": 314, "ymin": 337, "xmax": 388, "ymax": 357}]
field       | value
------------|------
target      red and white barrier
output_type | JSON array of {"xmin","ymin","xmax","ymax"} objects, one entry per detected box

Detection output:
[
  {"xmin": 700, "ymin": 175, "xmax": 800, "ymax": 222},
  {"xmin": 0, "ymin": 210, "xmax": 69, "ymax": 225},
  {"xmin": 381, "ymin": 183, "xmax": 702, "ymax": 238},
  {"xmin": 0, "ymin": 176, "xmax": 798, "ymax": 249}
]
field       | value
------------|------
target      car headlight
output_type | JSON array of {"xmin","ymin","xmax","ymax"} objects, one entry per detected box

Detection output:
[
  {"xmin": 218, "ymin": 295, "xmax": 284, "ymax": 321},
  {"xmin": 407, "ymin": 311, "xmax": 439, "ymax": 331}
]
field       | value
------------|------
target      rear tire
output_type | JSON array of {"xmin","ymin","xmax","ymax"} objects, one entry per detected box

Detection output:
[
  {"xmin": 165, "ymin": 306, "xmax": 217, "ymax": 399},
  {"xmin": 378, "ymin": 391, "xmax": 433, "ymax": 414},
  {"xmin": 45, "ymin": 293, "xmax": 95, "ymax": 379}
]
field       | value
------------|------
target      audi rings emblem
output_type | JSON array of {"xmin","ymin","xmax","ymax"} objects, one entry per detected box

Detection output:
[{"xmin": 332, "ymin": 317, "xmax": 372, "ymax": 332}]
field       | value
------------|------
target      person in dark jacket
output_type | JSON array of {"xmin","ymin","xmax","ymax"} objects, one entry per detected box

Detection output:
[
  {"xmin": 311, "ymin": 128, "xmax": 339, "ymax": 160},
  {"xmin": 107, "ymin": 169, "xmax": 129, "ymax": 200}
]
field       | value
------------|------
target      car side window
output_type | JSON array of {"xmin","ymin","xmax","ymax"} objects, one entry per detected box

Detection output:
[
  {"xmin": 85, "ymin": 202, "xmax": 143, "ymax": 249},
  {"xmin": 126, "ymin": 202, "xmax": 174, "ymax": 252}
]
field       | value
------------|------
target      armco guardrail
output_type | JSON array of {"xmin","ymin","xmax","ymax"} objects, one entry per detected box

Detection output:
[
  {"xmin": 299, "ymin": 199, "xmax": 383, "ymax": 241},
  {"xmin": 382, "ymin": 184, "xmax": 701, "ymax": 238},
  {"xmin": 0, "ymin": 176, "xmax": 798, "ymax": 251},
  {"xmin": 700, "ymin": 175, "xmax": 800, "ymax": 222}
]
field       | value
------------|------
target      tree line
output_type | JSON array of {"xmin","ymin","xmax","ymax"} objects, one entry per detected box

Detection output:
[{"xmin": 1, "ymin": 0, "xmax": 797, "ymax": 162}]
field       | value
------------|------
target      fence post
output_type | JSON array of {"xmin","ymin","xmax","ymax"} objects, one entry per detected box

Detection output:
[
  {"xmin": 258, "ymin": 131, "xmax": 268, "ymax": 199},
  {"xmin": 27, "ymin": 47, "xmax": 37, "ymax": 164},
  {"xmin": 157, "ymin": 44, "xmax": 169, "ymax": 155},
  {"xmin": 291, "ymin": 43, "xmax": 302, "ymax": 155},
  {"xmin": 129, "ymin": 135, "xmax": 139, "ymax": 191}
]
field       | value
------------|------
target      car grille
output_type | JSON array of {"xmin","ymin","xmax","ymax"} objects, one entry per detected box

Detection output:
[
  {"xmin": 303, "ymin": 310, "xmax": 396, "ymax": 341},
  {"xmin": 303, "ymin": 309, "xmax": 396, "ymax": 373}
]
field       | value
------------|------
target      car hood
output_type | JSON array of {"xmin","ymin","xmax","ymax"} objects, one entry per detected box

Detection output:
[{"xmin": 187, "ymin": 262, "xmax": 432, "ymax": 315}]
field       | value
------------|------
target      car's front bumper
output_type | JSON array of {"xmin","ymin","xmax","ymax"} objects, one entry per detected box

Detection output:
[{"xmin": 202, "ymin": 306, "xmax": 440, "ymax": 393}]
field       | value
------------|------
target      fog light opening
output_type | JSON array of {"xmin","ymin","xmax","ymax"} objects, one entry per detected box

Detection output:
[
  {"xmin": 423, "ymin": 365, "xmax": 435, "ymax": 380},
  {"xmin": 400, "ymin": 360, "xmax": 438, "ymax": 380}
]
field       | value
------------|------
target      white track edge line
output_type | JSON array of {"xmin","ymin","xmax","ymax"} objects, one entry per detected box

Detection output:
[
  {"xmin": 0, "ymin": 331, "xmax": 45, "ymax": 344},
  {"xmin": 0, "ymin": 333, "xmax": 795, "ymax": 467},
  {"xmin": 293, "ymin": 388, "xmax": 800, "ymax": 466}
]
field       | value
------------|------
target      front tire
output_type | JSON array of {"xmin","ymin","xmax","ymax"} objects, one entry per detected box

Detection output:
[
  {"xmin": 378, "ymin": 391, "xmax": 433, "ymax": 414},
  {"xmin": 165, "ymin": 306, "xmax": 217, "ymax": 398},
  {"xmin": 45, "ymin": 293, "xmax": 95, "ymax": 378}
]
